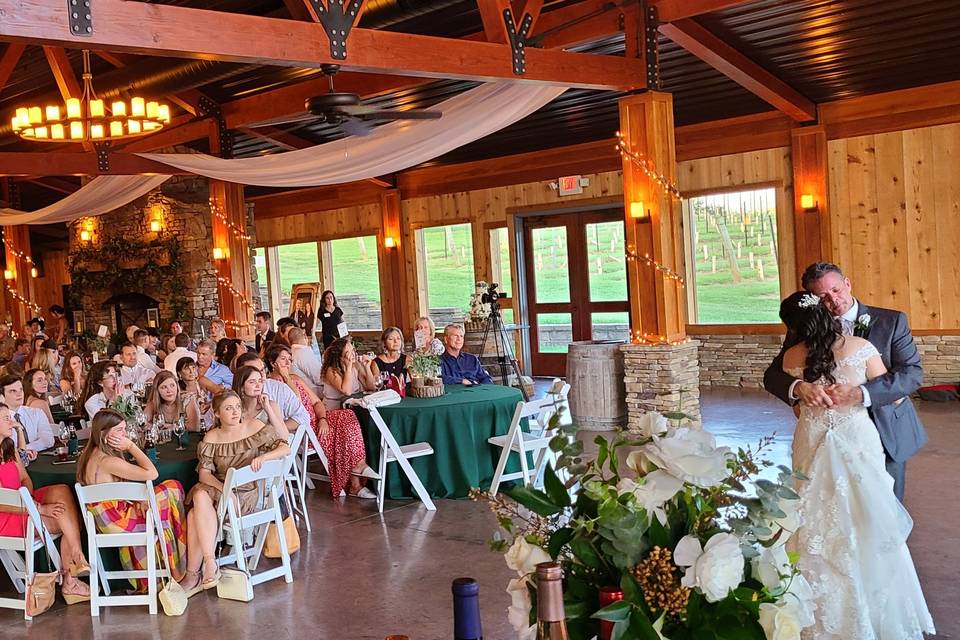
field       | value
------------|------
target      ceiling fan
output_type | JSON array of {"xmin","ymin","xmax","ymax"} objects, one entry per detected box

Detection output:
[{"xmin": 248, "ymin": 64, "xmax": 443, "ymax": 136}]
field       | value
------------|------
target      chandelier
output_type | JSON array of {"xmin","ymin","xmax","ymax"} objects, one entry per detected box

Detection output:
[{"xmin": 11, "ymin": 50, "xmax": 170, "ymax": 143}]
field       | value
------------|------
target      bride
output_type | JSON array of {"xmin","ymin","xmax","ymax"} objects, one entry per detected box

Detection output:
[{"xmin": 779, "ymin": 291, "xmax": 935, "ymax": 639}]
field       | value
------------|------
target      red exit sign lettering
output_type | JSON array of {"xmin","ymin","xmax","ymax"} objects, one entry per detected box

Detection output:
[{"xmin": 557, "ymin": 175, "xmax": 587, "ymax": 196}]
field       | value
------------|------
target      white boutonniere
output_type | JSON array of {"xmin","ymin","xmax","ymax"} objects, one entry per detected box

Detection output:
[{"xmin": 854, "ymin": 313, "xmax": 872, "ymax": 337}]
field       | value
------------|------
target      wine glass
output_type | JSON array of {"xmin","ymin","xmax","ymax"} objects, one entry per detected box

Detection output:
[{"xmin": 173, "ymin": 415, "xmax": 187, "ymax": 451}]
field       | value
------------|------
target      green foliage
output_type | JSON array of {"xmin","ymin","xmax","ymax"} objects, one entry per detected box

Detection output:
[{"xmin": 409, "ymin": 352, "xmax": 440, "ymax": 378}]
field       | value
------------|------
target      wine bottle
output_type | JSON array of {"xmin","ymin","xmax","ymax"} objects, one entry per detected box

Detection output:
[
  {"xmin": 535, "ymin": 562, "xmax": 569, "ymax": 640},
  {"xmin": 452, "ymin": 577, "xmax": 483, "ymax": 640}
]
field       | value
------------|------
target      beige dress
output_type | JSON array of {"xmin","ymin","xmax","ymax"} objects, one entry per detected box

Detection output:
[{"xmin": 188, "ymin": 424, "xmax": 285, "ymax": 514}]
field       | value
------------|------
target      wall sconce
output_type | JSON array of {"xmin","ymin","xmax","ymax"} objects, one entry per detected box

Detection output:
[
  {"xmin": 79, "ymin": 229, "xmax": 92, "ymax": 242},
  {"xmin": 800, "ymin": 194, "xmax": 818, "ymax": 211},
  {"xmin": 384, "ymin": 236, "xmax": 397, "ymax": 249},
  {"xmin": 149, "ymin": 219, "xmax": 162, "ymax": 233},
  {"xmin": 30, "ymin": 267, "xmax": 38, "ymax": 278},
  {"xmin": 630, "ymin": 201, "xmax": 650, "ymax": 222},
  {"xmin": 3, "ymin": 269, "xmax": 13, "ymax": 281},
  {"xmin": 213, "ymin": 247, "xmax": 227, "ymax": 261}
]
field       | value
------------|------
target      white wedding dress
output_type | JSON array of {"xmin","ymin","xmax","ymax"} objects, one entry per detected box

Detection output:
[{"xmin": 786, "ymin": 339, "xmax": 935, "ymax": 639}]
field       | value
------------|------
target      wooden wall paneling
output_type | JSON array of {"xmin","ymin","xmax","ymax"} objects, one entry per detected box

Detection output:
[
  {"xmin": 902, "ymin": 128, "xmax": 941, "ymax": 329},
  {"xmin": 2, "ymin": 225, "xmax": 37, "ymax": 330},
  {"xmin": 827, "ymin": 138, "xmax": 852, "ymax": 274},
  {"xmin": 872, "ymin": 131, "xmax": 911, "ymax": 318},
  {"xmin": 845, "ymin": 135, "xmax": 880, "ymax": 306},
  {"xmin": 932, "ymin": 125, "xmax": 960, "ymax": 327},
  {"xmin": 32, "ymin": 250, "xmax": 69, "ymax": 315},
  {"xmin": 790, "ymin": 126, "xmax": 830, "ymax": 285}
]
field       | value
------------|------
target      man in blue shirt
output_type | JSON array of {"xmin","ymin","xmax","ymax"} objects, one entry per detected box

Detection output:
[
  {"xmin": 197, "ymin": 338, "xmax": 234, "ymax": 395},
  {"xmin": 440, "ymin": 323, "xmax": 492, "ymax": 386}
]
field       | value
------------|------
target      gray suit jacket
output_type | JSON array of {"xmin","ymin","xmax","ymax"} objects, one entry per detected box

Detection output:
[{"xmin": 763, "ymin": 302, "xmax": 928, "ymax": 463}]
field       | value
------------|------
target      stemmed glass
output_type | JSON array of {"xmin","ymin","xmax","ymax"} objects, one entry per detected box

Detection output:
[{"xmin": 173, "ymin": 414, "xmax": 187, "ymax": 451}]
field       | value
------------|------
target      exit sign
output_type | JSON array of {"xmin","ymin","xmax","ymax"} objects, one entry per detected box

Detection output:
[{"xmin": 558, "ymin": 175, "xmax": 587, "ymax": 196}]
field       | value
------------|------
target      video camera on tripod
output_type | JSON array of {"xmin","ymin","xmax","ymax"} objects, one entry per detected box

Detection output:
[{"xmin": 481, "ymin": 282, "xmax": 507, "ymax": 310}]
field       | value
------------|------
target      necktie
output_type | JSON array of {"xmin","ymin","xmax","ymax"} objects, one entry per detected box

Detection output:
[
  {"xmin": 13, "ymin": 410, "xmax": 29, "ymax": 444},
  {"xmin": 840, "ymin": 317, "xmax": 854, "ymax": 336}
]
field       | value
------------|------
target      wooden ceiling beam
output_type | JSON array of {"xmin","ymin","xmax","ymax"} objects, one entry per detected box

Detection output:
[
  {"xmin": 0, "ymin": 43, "xmax": 25, "ymax": 93},
  {"xmin": 94, "ymin": 50, "xmax": 209, "ymax": 117},
  {"xmin": 477, "ymin": 0, "xmax": 513, "ymax": 44},
  {"xmin": 658, "ymin": 18, "xmax": 816, "ymax": 122},
  {"xmin": 42, "ymin": 46, "xmax": 82, "ymax": 102},
  {"xmin": 0, "ymin": 0, "xmax": 645, "ymax": 90},
  {"xmin": 236, "ymin": 126, "xmax": 314, "ymax": 151},
  {"xmin": 651, "ymin": 0, "xmax": 754, "ymax": 22},
  {"xmin": 0, "ymin": 151, "xmax": 185, "ymax": 176}
]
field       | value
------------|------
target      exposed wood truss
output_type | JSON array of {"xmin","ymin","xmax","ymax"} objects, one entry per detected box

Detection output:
[{"xmin": 0, "ymin": 43, "xmax": 25, "ymax": 92}]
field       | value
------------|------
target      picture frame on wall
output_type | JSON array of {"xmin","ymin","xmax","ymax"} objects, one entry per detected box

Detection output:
[
  {"xmin": 73, "ymin": 310, "xmax": 85, "ymax": 335},
  {"xmin": 289, "ymin": 282, "xmax": 320, "ymax": 345},
  {"xmin": 146, "ymin": 308, "xmax": 160, "ymax": 329}
]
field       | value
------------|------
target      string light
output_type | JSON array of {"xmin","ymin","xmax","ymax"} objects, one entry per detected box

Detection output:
[
  {"xmin": 209, "ymin": 198, "xmax": 252, "ymax": 242},
  {"xmin": 216, "ymin": 275, "xmax": 253, "ymax": 309},
  {"xmin": 615, "ymin": 132, "xmax": 684, "ymax": 200},
  {"xmin": 1, "ymin": 237, "xmax": 35, "ymax": 264},
  {"xmin": 629, "ymin": 330, "xmax": 691, "ymax": 346},
  {"xmin": 625, "ymin": 247, "xmax": 686, "ymax": 287},
  {"xmin": 7, "ymin": 288, "xmax": 41, "ymax": 313}
]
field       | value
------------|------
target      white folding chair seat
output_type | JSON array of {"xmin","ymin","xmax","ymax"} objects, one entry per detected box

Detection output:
[
  {"xmin": 488, "ymin": 397, "xmax": 559, "ymax": 496},
  {"xmin": 74, "ymin": 480, "xmax": 168, "ymax": 616},
  {"xmin": 0, "ymin": 487, "xmax": 63, "ymax": 620},
  {"xmin": 215, "ymin": 459, "xmax": 293, "ymax": 589},
  {"xmin": 367, "ymin": 406, "xmax": 436, "ymax": 513},
  {"xmin": 284, "ymin": 425, "xmax": 311, "ymax": 532}
]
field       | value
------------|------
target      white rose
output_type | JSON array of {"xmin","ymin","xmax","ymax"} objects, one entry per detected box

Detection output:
[
  {"xmin": 637, "ymin": 411, "xmax": 669, "ymax": 437},
  {"xmin": 674, "ymin": 533, "xmax": 744, "ymax": 603},
  {"xmin": 759, "ymin": 601, "xmax": 803, "ymax": 640},
  {"xmin": 629, "ymin": 470, "xmax": 685, "ymax": 525},
  {"xmin": 642, "ymin": 427, "xmax": 732, "ymax": 488},
  {"xmin": 751, "ymin": 544, "xmax": 791, "ymax": 591},
  {"xmin": 506, "ymin": 577, "xmax": 537, "ymax": 640},
  {"xmin": 504, "ymin": 537, "xmax": 551, "ymax": 576},
  {"xmin": 626, "ymin": 450, "xmax": 657, "ymax": 477},
  {"xmin": 858, "ymin": 313, "xmax": 871, "ymax": 326}
]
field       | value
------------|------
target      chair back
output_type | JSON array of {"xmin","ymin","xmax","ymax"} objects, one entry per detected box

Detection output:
[
  {"xmin": 218, "ymin": 459, "xmax": 286, "ymax": 522},
  {"xmin": 75, "ymin": 481, "xmax": 153, "ymax": 507}
]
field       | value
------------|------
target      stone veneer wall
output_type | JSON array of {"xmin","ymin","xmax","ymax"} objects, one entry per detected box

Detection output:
[
  {"xmin": 69, "ymin": 176, "xmax": 220, "ymax": 332},
  {"xmin": 693, "ymin": 333, "xmax": 960, "ymax": 388},
  {"xmin": 622, "ymin": 341, "xmax": 701, "ymax": 429}
]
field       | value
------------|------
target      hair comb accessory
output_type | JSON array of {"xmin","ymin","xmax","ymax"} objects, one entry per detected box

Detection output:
[{"xmin": 798, "ymin": 293, "xmax": 820, "ymax": 309}]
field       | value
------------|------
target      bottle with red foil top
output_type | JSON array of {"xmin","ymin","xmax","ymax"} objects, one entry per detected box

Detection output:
[
  {"xmin": 597, "ymin": 586, "xmax": 625, "ymax": 640},
  {"xmin": 535, "ymin": 562, "xmax": 570, "ymax": 640}
]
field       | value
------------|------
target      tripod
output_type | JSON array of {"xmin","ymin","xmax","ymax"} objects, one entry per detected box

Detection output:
[{"xmin": 479, "ymin": 300, "xmax": 529, "ymax": 401}]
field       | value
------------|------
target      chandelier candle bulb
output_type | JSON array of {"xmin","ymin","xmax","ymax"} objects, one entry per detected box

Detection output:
[
  {"xmin": 128, "ymin": 119, "xmax": 142, "ymax": 134},
  {"xmin": 70, "ymin": 121, "xmax": 84, "ymax": 139},
  {"xmin": 90, "ymin": 124, "xmax": 104, "ymax": 139},
  {"xmin": 28, "ymin": 107, "xmax": 42, "ymax": 124},
  {"xmin": 158, "ymin": 104, "xmax": 170, "ymax": 123},
  {"xmin": 51, "ymin": 124, "xmax": 65, "ymax": 140},
  {"xmin": 35, "ymin": 126, "xmax": 48, "ymax": 139},
  {"xmin": 146, "ymin": 101, "xmax": 159, "ymax": 118},
  {"xmin": 131, "ymin": 97, "xmax": 145, "ymax": 117},
  {"xmin": 66, "ymin": 98, "xmax": 81, "ymax": 119},
  {"xmin": 16, "ymin": 107, "xmax": 28, "ymax": 125},
  {"xmin": 112, "ymin": 101, "xmax": 127, "ymax": 116},
  {"xmin": 89, "ymin": 99, "xmax": 104, "ymax": 118},
  {"xmin": 45, "ymin": 105, "xmax": 60, "ymax": 121},
  {"xmin": 110, "ymin": 121, "xmax": 124, "ymax": 137}
]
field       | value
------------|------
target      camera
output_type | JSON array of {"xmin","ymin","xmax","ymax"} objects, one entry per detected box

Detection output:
[{"xmin": 481, "ymin": 282, "xmax": 507, "ymax": 305}]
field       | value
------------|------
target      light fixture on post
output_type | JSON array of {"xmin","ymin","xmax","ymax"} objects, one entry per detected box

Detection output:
[
  {"xmin": 213, "ymin": 247, "xmax": 228, "ymax": 261},
  {"xmin": 800, "ymin": 194, "xmax": 818, "ymax": 212},
  {"xmin": 630, "ymin": 201, "xmax": 651, "ymax": 222},
  {"xmin": 384, "ymin": 236, "xmax": 397, "ymax": 249},
  {"xmin": 11, "ymin": 50, "xmax": 170, "ymax": 143},
  {"xmin": 3, "ymin": 269, "xmax": 13, "ymax": 281},
  {"xmin": 30, "ymin": 267, "xmax": 38, "ymax": 278},
  {"xmin": 79, "ymin": 229, "xmax": 92, "ymax": 242},
  {"xmin": 149, "ymin": 219, "xmax": 162, "ymax": 233}
]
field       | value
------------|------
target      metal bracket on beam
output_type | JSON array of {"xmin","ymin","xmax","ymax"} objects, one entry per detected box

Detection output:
[
  {"xmin": 504, "ymin": 8, "xmax": 535, "ymax": 76},
  {"xmin": 312, "ymin": 0, "xmax": 364, "ymax": 60},
  {"xmin": 94, "ymin": 142, "xmax": 110, "ymax": 172},
  {"xmin": 68, "ymin": 0, "xmax": 93, "ymax": 36},
  {"xmin": 7, "ymin": 181, "xmax": 22, "ymax": 209},
  {"xmin": 645, "ymin": 3, "xmax": 660, "ymax": 89},
  {"xmin": 198, "ymin": 96, "xmax": 234, "ymax": 159}
]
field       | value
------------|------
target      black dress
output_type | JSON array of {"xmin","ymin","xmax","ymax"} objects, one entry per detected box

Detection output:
[
  {"xmin": 373, "ymin": 354, "xmax": 407, "ymax": 380},
  {"xmin": 318, "ymin": 306, "xmax": 344, "ymax": 349}
]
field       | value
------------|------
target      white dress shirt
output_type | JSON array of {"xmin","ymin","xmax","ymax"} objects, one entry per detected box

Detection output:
[
  {"xmin": 263, "ymin": 378, "xmax": 310, "ymax": 431},
  {"xmin": 84, "ymin": 390, "xmax": 132, "ymax": 420},
  {"xmin": 120, "ymin": 363, "xmax": 156, "ymax": 388},
  {"xmin": 164, "ymin": 347, "xmax": 197, "ymax": 372},
  {"xmin": 137, "ymin": 346, "xmax": 161, "ymax": 373},
  {"xmin": 291, "ymin": 344, "xmax": 324, "ymax": 397},
  {"xmin": 11, "ymin": 405, "xmax": 55, "ymax": 452}
]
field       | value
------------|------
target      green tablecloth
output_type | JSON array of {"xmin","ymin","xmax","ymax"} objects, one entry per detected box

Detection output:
[
  {"xmin": 27, "ymin": 433, "xmax": 202, "ymax": 492},
  {"xmin": 357, "ymin": 384, "xmax": 526, "ymax": 500}
]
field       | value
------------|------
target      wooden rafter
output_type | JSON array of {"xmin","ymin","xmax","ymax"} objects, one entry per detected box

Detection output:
[
  {"xmin": 0, "ymin": 0, "xmax": 645, "ymax": 91},
  {"xmin": 236, "ymin": 126, "xmax": 314, "ymax": 151},
  {"xmin": 93, "ymin": 50, "xmax": 210, "ymax": 117},
  {"xmin": 20, "ymin": 176, "xmax": 79, "ymax": 194},
  {"xmin": 0, "ymin": 43, "xmax": 25, "ymax": 93},
  {"xmin": 0, "ymin": 151, "xmax": 183, "ymax": 176},
  {"xmin": 477, "ymin": 0, "xmax": 543, "ymax": 44},
  {"xmin": 658, "ymin": 18, "xmax": 816, "ymax": 122},
  {"xmin": 41, "ymin": 46, "xmax": 94, "ymax": 151},
  {"xmin": 651, "ymin": 0, "xmax": 755, "ymax": 22}
]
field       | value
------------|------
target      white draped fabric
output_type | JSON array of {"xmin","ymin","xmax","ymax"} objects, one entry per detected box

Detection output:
[
  {"xmin": 138, "ymin": 82, "xmax": 566, "ymax": 187},
  {"xmin": 0, "ymin": 175, "xmax": 171, "ymax": 225}
]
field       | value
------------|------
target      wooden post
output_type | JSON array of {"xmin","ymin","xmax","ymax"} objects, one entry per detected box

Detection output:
[
  {"xmin": 209, "ymin": 180, "xmax": 254, "ymax": 340},
  {"xmin": 378, "ymin": 189, "xmax": 413, "ymax": 335},
  {"xmin": 791, "ymin": 125, "xmax": 832, "ymax": 281},
  {"xmin": 619, "ymin": 92, "xmax": 686, "ymax": 342},
  {"xmin": 2, "ymin": 224, "xmax": 38, "ymax": 331}
]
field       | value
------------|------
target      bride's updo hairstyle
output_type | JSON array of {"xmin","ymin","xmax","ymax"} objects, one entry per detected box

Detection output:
[{"xmin": 779, "ymin": 291, "xmax": 842, "ymax": 384}]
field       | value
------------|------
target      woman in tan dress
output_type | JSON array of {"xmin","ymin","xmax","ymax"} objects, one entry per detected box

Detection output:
[{"xmin": 180, "ymin": 390, "xmax": 290, "ymax": 595}]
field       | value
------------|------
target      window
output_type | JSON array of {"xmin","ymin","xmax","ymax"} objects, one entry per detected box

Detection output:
[
  {"xmin": 685, "ymin": 187, "xmax": 782, "ymax": 323},
  {"xmin": 489, "ymin": 226, "xmax": 515, "ymax": 326},
  {"xmin": 276, "ymin": 242, "xmax": 320, "ymax": 317},
  {"xmin": 416, "ymin": 223, "xmax": 475, "ymax": 326},
  {"xmin": 325, "ymin": 235, "xmax": 382, "ymax": 331},
  {"xmin": 253, "ymin": 247, "xmax": 269, "ymax": 314}
]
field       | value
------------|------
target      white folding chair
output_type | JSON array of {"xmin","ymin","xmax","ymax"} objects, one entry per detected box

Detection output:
[
  {"xmin": 301, "ymin": 421, "xmax": 331, "ymax": 490},
  {"xmin": 74, "ymin": 480, "xmax": 168, "ymax": 616},
  {"xmin": 367, "ymin": 406, "xmax": 436, "ymax": 513},
  {"xmin": 0, "ymin": 487, "xmax": 63, "ymax": 620},
  {"xmin": 488, "ymin": 397, "xmax": 558, "ymax": 496},
  {"xmin": 285, "ymin": 424, "xmax": 311, "ymax": 531},
  {"xmin": 215, "ymin": 459, "xmax": 293, "ymax": 588}
]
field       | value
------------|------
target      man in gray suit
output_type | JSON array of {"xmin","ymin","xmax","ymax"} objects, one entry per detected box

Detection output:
[{"xmin": 764, "ymin": 262, "xmax": 927, "ymax": 501}]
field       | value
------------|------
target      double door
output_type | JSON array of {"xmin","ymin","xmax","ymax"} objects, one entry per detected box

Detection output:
[{"xmin": 523, "ymin": 210, "xmax": 630, "ymax": 376}]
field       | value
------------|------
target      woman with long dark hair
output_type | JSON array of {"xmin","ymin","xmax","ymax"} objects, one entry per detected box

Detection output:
[
  {"xmin": 317, "ymin": 290, "xmax": 344, "ymax": 350},
  {"xmin": 778, "ymin": 290, "xmax": 934, "ymax": 638},
  {"xmin": 23, "ymin": 367, "xmax": 55, "ymax": 424},
  {"xmin": 59, "ymin": 350, "xmax": 87, "ymax": 396},
  {"xmin": 82, "ymin": 361, "xmax": 128, "ymax": 419}
]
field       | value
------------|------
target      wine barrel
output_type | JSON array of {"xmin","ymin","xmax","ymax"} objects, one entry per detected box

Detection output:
[{"xmin": 565, "ymin": 340, "xmax": 627, "ymax": 431}]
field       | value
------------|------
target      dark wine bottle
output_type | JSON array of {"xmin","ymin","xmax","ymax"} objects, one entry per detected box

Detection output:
[
  {"xmin": 452, "ymin": 577, "xmax": 483, "ymax": 640},
  {"xmin": 535, "ymin": 562, "xmax": 570, "ymax": 640}
]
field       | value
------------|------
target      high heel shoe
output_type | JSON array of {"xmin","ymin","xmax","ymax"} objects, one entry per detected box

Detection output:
[
  {"xmin": 201, "ymin": 558, "xmax": 221, "ymax": 590},
  {"xmin": 180, "ymin": 570, "xmax": 204, "ymax": 598},
  {"xmin": 351, "ymin": 465, "xmax": 381, "ymax": 480},
  {"xmin": 68, "ymin": 559, "xmax": 91, "ymax": 578},
  {"xmin": 61, "ymin": 575, "xmax": 91, "ymax": 605}
]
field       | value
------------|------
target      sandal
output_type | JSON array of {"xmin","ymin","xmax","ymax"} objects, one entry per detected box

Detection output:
[
  {"xmin": 180, "ymin": 570, "xmax": 204, "ymax": 598},
  {"xmin": 69, "ymin": 559, "xmax": 91, "ymax": 578},
  {"xmin": 351, "ymin": 465, "xmax": 381, "ymax": 480},
  {"xmin": 201, "ymin": 558, "xmax": 221, "ymax": 590},
  {"xmin": 61, "ymin": 574, "xmax": 91, "ymax": 605},
  {"xmin": 348, "ymin": 487, "xmax": 377, "ymax": 500}
]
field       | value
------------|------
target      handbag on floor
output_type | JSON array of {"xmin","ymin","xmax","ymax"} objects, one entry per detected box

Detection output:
[
  {"xmin": 217, "ymin": 567, "xmax": 254, "ymax": 602},
  {"xmin": 156, "ymin": 529, "xmax": 187, "ymax": 616},
  {"xmin": 24, "ymin": 517, "xmax": 59, "ymax": 618},
  {"xmin": 264, "ymin": 515, "xmax": 300, "ymax": 558}
]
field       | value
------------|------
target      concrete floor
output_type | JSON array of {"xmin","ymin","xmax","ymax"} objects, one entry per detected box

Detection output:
[{"xmin": 3, "ymin": 389, "xmax": 957, "ymax": 638}]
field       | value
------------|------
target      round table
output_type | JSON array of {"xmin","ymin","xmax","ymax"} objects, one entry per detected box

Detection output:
[
  {"xmin": 356, "ymin": 384, "xmax": 526, "ymax": 500},
  {"xmin": 27, "ymin": 433, "xmax": 202, "ymax": 491}
]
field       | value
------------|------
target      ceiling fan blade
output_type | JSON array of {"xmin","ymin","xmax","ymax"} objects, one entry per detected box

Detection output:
[
  {"xmin": 246, "ymin": 113, "xmax": 317, "ymax": 128},
  {"xmin": 340, "ymin": 117, "xmax": 374, "ymax": 137},
  {"xmin": 349, "ymin": 109, "xmax": 443, "ymax": 121}
]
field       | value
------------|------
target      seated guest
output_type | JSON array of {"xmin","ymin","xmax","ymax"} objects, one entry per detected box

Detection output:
[
  {"xmin": 266, "ymin": 345, "xmax": 376, "ymax": 498},
  {"xmin": 118, "ymin": 342, "xmax": 157, "ymax": 389},
  {"xmin": 215, "ymin": 337, "xmax": 247, "ymax": 370},
  {"xmin": 82, "ymin": 361, "xmax": 128, "ymax": 419},
  {"xmin": 31, "ymin": 338, "xmax": 61, "ymax": 382},
  {"xmin": 371, "ymin": 326, "xmax": 410, "ymax": 382},
  {"xmin": 254, "ymin": 311, "xmax": 275, "ymax": 355},
  {"xmin": 9, "ymin": 337, "xmax": 31, "ymax": 371},
  {"xmin": 59, "ymin": 350, "xmax": 87, "ymax": 397},
  {"xmin": 25, "ymin": 317, "xmax": 45, "ymax": 341},
  {"xmin": 234, "ymin": 352, "xmax": 308, "ymax": 434},
  {"xmin": 158, "ymin": 332, "xmax": 175, "ymax": 363},
  {"xmin": 321, "ymin": 338, "xmax": 377, "ymax": 409},
  {"xmin": 144, "ymin": 370, "xmax": 201, "ymax": 432},
  {"xmin": 209, "ymin": 318, "xmax": 226, "ymax": 343},
  {"xmin": 29, "ymin": 335, "xmax": 47, "ymax": 367},
  {"xmin": 414, "ymin": 316, "xmax": 445, "ymax": 355},
  {"xmin": 169, "ymin": 320, "xmax": 184, "ymax": 336},
  {"xmin": 232, "ymin": 366, "xmax": 292, "ymax": 441},
  {"xmin": 1, "ymin": 402, "xmax": 90, "ymax": 603},
  {"xmin": 76, "ymin": 409, "xmax": 187, "ymax": 593},
  {"xmin": 0, "ymin": 374, "xmax": 54, "ymax": 457},
  {"xmin": 196, "ymin": 339, "xmax": 233, "ymax": 395},
  {"xmin": 22, "ymin": 368, "xmax": 55, "ymax": 424},
  {"xmin": 177, "ymin": 357, "xmax": 210, "ymax": 428},
  {"xmin": 288, "ymin": 328, "xmax": 323, "ymax": 396},
  {"xmin": 133, "ymin": 329, "xmax": 161, "ymax": 373},
  {"xmin": 0, "ymin": 323, "xmax": 16, "ymax": 362},
  {"xmin": 440, "ymin": 323, "xmax": 492, "ymax": 386},
  {"xmin": 272, "ymin": 317, "xmax": 296, "ymax": 348},
  {"xmin": 163, "ymin": 332, "xmax": 197, "ymax": 372},
  {"xmin": 181, "ymin": 391, "xmax": 290, "ymax": 593}
]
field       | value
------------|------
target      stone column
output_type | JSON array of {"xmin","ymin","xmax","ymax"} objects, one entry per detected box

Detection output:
[{"xmin": 622, "ymin": 340, "xmax": 701, "ymax": 429}]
